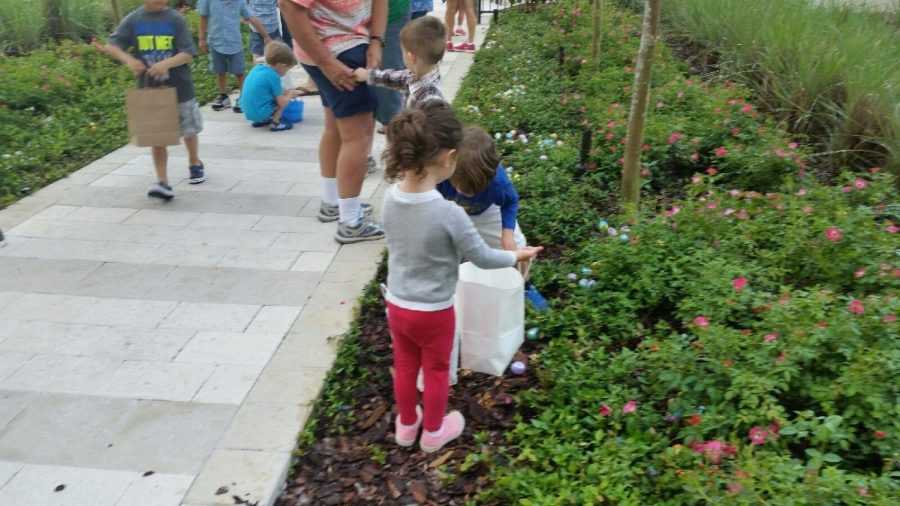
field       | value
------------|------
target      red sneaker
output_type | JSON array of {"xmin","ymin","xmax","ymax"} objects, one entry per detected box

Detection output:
[
  {"xmin": 452, "ymin": 41, "xmax": 476, "ymax": 53},
  {"xmin": 445, "ymin": 41, "xmax": 454, "ymax": 52}
]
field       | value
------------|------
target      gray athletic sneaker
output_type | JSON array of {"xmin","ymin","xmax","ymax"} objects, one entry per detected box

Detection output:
[
  {"xmin": 366, "ymin": 155, "xmax": 378, "ymax": 174},
  {"xmin": 317, "ymin": 202, "xmax": 374, "ymax": 223},
  {"xmin": 334, "ymin": 216, "xmax": 385, "ymax": 244},
  {"xmin": 147, "ymin": 182, "xmax": 174, "ymax": 201}
]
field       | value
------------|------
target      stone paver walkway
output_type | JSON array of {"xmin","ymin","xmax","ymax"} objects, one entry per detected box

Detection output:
[{"xmin": 0, "ymin": 9, "xmax": 485, "ymax": 506}]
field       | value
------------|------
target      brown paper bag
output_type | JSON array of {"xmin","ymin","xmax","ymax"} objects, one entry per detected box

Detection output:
[{"xmin": 125, "ymin": 85, "xmax": 180, "ymax": 147}]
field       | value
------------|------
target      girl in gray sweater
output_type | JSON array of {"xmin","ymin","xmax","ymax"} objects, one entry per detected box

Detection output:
[{"xmin": 382, "ymin": 102, "xmax": 542, "ymax": 453}]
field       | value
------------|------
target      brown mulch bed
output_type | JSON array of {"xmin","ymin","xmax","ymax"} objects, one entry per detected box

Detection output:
[{"xmin": 275, "ymin": 266, "xmax": 540, "ymax": 506}]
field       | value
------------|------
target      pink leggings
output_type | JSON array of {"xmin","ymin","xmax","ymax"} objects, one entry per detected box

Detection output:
[{"xmin": 387, "ymin": 302, "xmax": 455, "ymax": 432}]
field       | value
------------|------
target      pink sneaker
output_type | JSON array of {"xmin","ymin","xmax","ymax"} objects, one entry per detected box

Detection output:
[
  {"xmin": 445, "ymin": 40, "xmax": 454, "ymax": 52},
  {"xmin": 394, "ymin": 405, "xmax": 423, "ymax": 447},
  {"xmin": 419, "ymin": 411, "xmax": 465, "ymax": 453},
  {"xmin": 454, "ymin": 28, "xmax": 466, "ymax": 36},
  {"xmin": 453, "ymin": 41, "xmax": 476, "ymax": 53}
]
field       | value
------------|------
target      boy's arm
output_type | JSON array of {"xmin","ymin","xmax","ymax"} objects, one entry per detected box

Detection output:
[
  {"xmin": 366, "ymin": 68, "xmax": 414, "ymax": 91},
  {"xmin": 247, "ymin": 17, "xmax": 272, "ymax": 43},
  {"xmin": 147, "ymin": 52, "xmax": 194, "ymax": 78},
  {"xmin": 497, "ymin": 169, "xmax": 520, "ymax": 250},
  {"xmin": 99, "ymin": 43, "xmax": 147, "ymax": 75},
  {"xmin": 198, "ymin": 16, "xmax": 208, "ymax": 53}
]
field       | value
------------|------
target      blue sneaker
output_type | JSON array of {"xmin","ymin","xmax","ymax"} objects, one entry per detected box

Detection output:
[
  {"xmin": 270, "ymin": 120, "xmax": 293, "ymax": 132},
  {"xmin": 189, "ymin": 162, "xmax": 205, "ymax": 184},
  {"xmin": 525, "ymin": 282, "xmax": 549, "ymax": 311},
  {"xmin": 251, "ymin": 118, "xmax": 273, "ymax": 128}
]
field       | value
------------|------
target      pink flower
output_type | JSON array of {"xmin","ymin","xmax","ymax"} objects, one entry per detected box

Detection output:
[
  {"xmin": 884, "ymin": 314, "xmax": 897, "ymax": 323},
  {"xmin": 690, "ymin": 440, "xmax": 736, "ymax": 464},
  {"xmin": 667, "ymin": 132, "xmax": 682, "ymax": 144},
  {"xmin": 735, "ymin": 210, "xmax": 749, "ymax": 219},
  {"xmin": 641, "ymin": 168, "xmax": 650, "ymax": 177},
  {"xmin": 691, "ymin": 176, "xmax": 702, "ymax": 185},
  {"xmin": 848, "ymin": 299, "xmax": 864, "ymax": 315},
  {"xmin": 842, "ymin": 185, "xmax": 853, "ymax": 193},
  {"xmin": 802, "ymin": 205, "xmax": 813, "ymax": 214},
  {"xmin": 869, "ymin": 167, "xmax": 879, "ymax": 173},
  {"xmin": 774, "ymin": 149, "xmax": 788, "ymax": 158},
  {"xmin": 723, "ymin": 208, "xmax": 735, "ymax": 217},
  {"xmin": 729, "ymin": 189, "xmax": 742, "ymax": 197},
  {"xmin": 854, "ymin": 178, "xmax": 869, "ymax": 190},
  {"xmin": 857, "ymin": 487, "xmax": 870, "ymax": 497},
  {"xmin": 764, "ymin": 333, "xmax": 778, "ymax": 342},
  {"xmin": 887, "ymin": 225, "xmax": 898, "ymax": 233},
  {"xmin": 641, "ymin": 144, "xmax": 650, "ymax": 152},
  {"xmin": 625, "ymin": 66, "xmax": 634, "ymax": 73},
  {"xmin": 706, "ymin": 167, "xmax": 718, "ymax": 175},
  {"xmin": 690, "ymin": 151, "xmax": 700, "ymax": 161},
  {"xmin": 768, "ymin": 423, "xmax": 780, "ymax": 438},
  {"xmin": 854, "ymin": 269, "xmax": 866, "ymax": 279},
  {"xmin": 727, "ymin": 482, "xmax": 744, "ymax": 495},
  {"xmin": 825, "ymin": 227, "xmax": 843, "ymax": 242},
  {"xmin": 796, "ymin": 188, "xmax": 807, "ymax": 196},
  {"xmin": 788, "ymin": 142, "xmax": 798, "ymax": 149},
  {"xmin": 775, "ymin": 352, "xmax": 787, "ymax": 363},
  {"xmin": 622, "ymin": 401, "xmax": 637, "ymax": 414},
  {"xmin": 605, "ymin": 133, "xmax": 615, "ymax": 140},
  {"xmin": 732, "ymin": 277, "xmax": 748, "ymax": 292},
  {"xmin": 731, "ymin": 127, "xmax": 741, "ymax": 136},
  {"xmin": 607, "ymin": 120, "xmax": 616, "ymax": 129},
  {"xmin": 598, "ymin": 404, "xmax": 612, "ymax": 417},
  {"xmin": 740, "ymin": 105, "xmax": 753, "ymax": 113},
  {"xmin": 693, "ymin": 316, "xmax": 709, "ymax": 327},
  {"xmin": 715, "ymin": 146, "xmax": 728, "ymax": 157},
  {"xmin": 707, "ymin": 201, "xmax": 719, "ymax": 210}
]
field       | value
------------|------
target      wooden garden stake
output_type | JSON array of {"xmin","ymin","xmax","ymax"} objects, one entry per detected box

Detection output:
[
  {"xmin": 591, "ymin": 0, "xmax": 603, "ymax": 64},
  {"xmin": 621, "ymin": 0, "xmax": 661, "ymax": 211}
]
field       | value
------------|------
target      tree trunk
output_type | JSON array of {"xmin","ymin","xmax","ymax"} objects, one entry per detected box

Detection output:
[
  {"xmin": 591, "ymin": 0, "xmax": 603, "ymax": 63},
  {"xmin": 620, "ymin": 0, "xmax": 661, "ymax": 210},
  {"xmin": 111, "ymin": 0, "xmax": 123, "ymax": 23}
]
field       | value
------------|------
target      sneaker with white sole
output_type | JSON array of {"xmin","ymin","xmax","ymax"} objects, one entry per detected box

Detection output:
[
  {"xmin": 317, "ymin": 202, "xmax": 373, "ymax": 223},
  {"xmin": 147, "ymin": 182, "xmax": 174, "ymax": 201},
  {"xmin": 334, "ymin": 216, "xmax": 385, "ymax": 244},
  {"xmin": 189, "ymin": 163, "xmax": 205, "ymax": 184},
  {"xmin": 453, "ymin": 41, "xmax": 476, "ymax": 53},
  {"xmin": 233, "ymin": 97, "xmax": 242, "ymax": 114},
  {"xmin": 419, "ymin": 411, "xmax": 465, "ymax": 453},
  {"xmin": 211, "ymin": 94, "xmax": 231, "ymax": 111},
  {"xmin": 395, "ymin": 405, "xmax": 423, "ymax": 447}
]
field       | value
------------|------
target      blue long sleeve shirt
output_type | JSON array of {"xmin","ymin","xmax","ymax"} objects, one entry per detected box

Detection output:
[{"xmin": 437, "ymin": 164, "xmax": 519, "ymax": 230}]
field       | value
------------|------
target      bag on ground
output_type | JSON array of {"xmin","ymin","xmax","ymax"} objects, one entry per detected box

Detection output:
[
  {"xmin": 457, "ymin": 262, "xmax": 524, "ymax": 376},
  {"xmin": 125, "ymin": 80, "xmax": 180, "ymax": 147}
]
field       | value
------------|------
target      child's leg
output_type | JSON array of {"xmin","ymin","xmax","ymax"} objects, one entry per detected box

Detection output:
[
  {"xmin": 463, "ymin": 0, "xmax": 477, "ymax": 44},
  {"xmin": 183, "ymin": 135, "xmax": 200, "ymax": 166},
  {"xmin": 444, "ymin": 0, "xmax": 459, "ymax": 42},
  {"xmin": 151, "ymin": 146, "xmax": 168, "ymax": 183},
  {"xmin": 235, "ymin": 72, "xmax": 246, "ymax": 93},
  {"xmin": 272, "ymin": 101, "xmax": 286, "ymax": 123},
  {"xmin": 448, "ymin": 324, "xmax": 460, "ymax": 385},
  {"xmin": 418, "ymin": 307, "xmax": 456, "ymax": 432},
  {"xmin": 216, "ymin": 73, "xmax": 228, "ymax": 94},
  {"xmin": 387, "ymin": 303, "xmax": 424, "ymax": 426}
]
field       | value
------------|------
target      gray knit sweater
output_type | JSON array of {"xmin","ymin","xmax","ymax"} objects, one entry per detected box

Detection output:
[{"xmin": 382, "ymin": 185, "xmax": 517, "ymax": 310}]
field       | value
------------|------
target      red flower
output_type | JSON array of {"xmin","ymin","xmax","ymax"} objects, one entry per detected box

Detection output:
[
  {"xmin": 764, "ymin": 333, "xmax": 778, "ymax": 342},
  {"xmin": 686, "ymin": 414, "xmax": 701, "ymax": 426},
  {"xmin": 749, "ymin": 426, "xmax": 769, "ymax": 445},
  {"xmin": 693, "ymin": 316, "xmax": 709, "ymax": 327},
  {"xmin": 825, "ymin": 227, "xmax": 843, "ymax": 242},
  {"xmin": 732, "ymin": 277, "xmax": 748, "ymax": 292},
  {"xmin": 874, "ymin": 430, "xmax": 886, "ymax": 439},
  {"xmin": 715, "ymin": 146, "xmax": 728, "ymax": 157},
  {"xmin": 847, "ymin": 299, "xmax": 864, "ymax": 315},
  {"xmin": 667, "ymin": 132, "xmax": 682, "ymax": 144},
  {"xmin": 598, "ymin": 404, "xmax": 612, "ymax": 417},
  {"xmin": 740, "ymin": 105, "xmax": 753, "ymax": 113},
  {"xmin": 706, "ymin": 167, "xmax": 718, "ymax": 175}
]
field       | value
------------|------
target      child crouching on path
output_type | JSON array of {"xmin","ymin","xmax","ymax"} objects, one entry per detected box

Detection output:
[
  {"xmin": 382, "ymin": 102, "xmax": 542, "ymax": 452},
  {"xmin": 241, "ymin": 41, "xmax": 300, "ymax": 131}
]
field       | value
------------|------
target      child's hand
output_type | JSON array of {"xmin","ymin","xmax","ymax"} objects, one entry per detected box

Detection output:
[
  {"xmin": 90, "ymin": 38, "xmax": 107, "ymax": 53},
  {"xmin": 352, "ymin": 68, "xmax": 368, "ymax": 83},
  {"xmin": 500, "ymin": 229, "xmax": 517, "ymax": 251},
  {"xmin": 147, "ymin": 61, "xmax": 170, "ymax": 78},
  {"xmin": 515, "ymin": 246, "xmax": 543, "ymax": 262},
  {"xmin": 126, "ymin": 57, "xmax": 148, "ymax": 76}
]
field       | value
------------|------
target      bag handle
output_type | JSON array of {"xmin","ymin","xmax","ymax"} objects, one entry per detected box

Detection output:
[{"xmin": 137, "ymin": 71, "xmax": 167, "ymax": 89}]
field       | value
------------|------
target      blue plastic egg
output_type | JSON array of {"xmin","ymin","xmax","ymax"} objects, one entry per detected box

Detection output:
[
  {"xmin": 510, "ymin": 361, "xmax": 527, "ymax": 375},
  {"xmin": 526, "ymin": 327, "xmax": 540, "ymax": 340}
]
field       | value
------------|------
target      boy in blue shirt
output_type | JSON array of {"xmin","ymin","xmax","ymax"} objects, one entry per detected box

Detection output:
[
  {"xmin": 241, "ymin": 41, "xmax": 299, "ymax": 131},
  {"xmin": 437, "ymin": 125, "xmax": 548, "ymax": 309},
  {"xmin": 198, "ymin": 0, "xmax": 270, "ymax": 113}
]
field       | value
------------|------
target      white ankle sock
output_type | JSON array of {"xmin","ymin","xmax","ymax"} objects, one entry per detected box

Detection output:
[
  {"xmin": 322, "ymin": 177, "xmax": 338, "ymax": 205},
  {"xmin": 338, "ymin": 197, "xmax": 361, "ymax": 226}
]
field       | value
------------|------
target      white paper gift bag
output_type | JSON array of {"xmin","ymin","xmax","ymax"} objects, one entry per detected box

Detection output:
[{"xmin": 457, "ymin": 262, "xmax": 524, "ymax": 376}]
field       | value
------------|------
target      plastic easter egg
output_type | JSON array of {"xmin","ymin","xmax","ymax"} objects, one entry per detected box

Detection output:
[
  {"xmin": 539, "ymin": 155, "xmax": 548, "ymax": 161},
  {"xmin": 587, "ymin": 279, "xmax": 596, "ymax": 289},
  {"xmin": 581, "ymin": 267, "xmax": 593, "ymax": 275},
  {"xmin": 619, "ymin": 234, "xmax": 629, "ymax": 242},
  {"xmin": 567, "ymin": 272, "xmax": 578, "ymax": 281},
  {"xmin": 495, "ymin": 132, "xmax": 502, "ymax": 140},
  {"xmin": 607, "ymin": 227, "xmax": 618, "ymax": 236},
  {"xmin": 597, "ymin": 220, "xmax": 609, "ymax": 231},
  {"xmin": 578, "ymin": 278, "xmax": 590, "ymax": 288},
  {"xmin": 510, "ymin": 361, "xmax": 527, "ymax": 375},
  {"xmin": 526, "ymin": 327, "xmax": 540, "ymax": 340}
]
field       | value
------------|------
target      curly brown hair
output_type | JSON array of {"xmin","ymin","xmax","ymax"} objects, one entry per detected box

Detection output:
[
  {"xmin": 450, "ymin": 125, "xmax": 500, "ymax": 195},
  {"xmin": 383, "ymin": 101, "xmax": 462, "ymax": 182}
]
